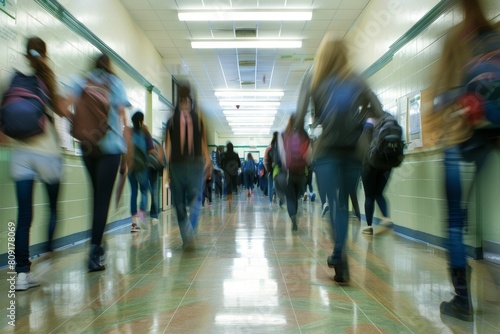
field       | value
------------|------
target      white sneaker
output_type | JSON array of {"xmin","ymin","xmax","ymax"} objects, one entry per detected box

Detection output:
[
  {"xmin": 151, "ymin": 218, "xmax": 159, "ymax": 225},
  {"xmin": 16, "ymin": 273, "xmax": 40, "ymax": 291},
  {"xmin": 322, "ymin": 203, "xmax": 330, "ymax": 217}
]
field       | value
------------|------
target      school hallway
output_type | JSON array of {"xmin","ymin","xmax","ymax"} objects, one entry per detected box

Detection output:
[{"xmin": 1, "ymin": 189, "xmax": 499, "ymax": 334}]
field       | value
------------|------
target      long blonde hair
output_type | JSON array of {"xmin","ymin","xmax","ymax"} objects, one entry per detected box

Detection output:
[{"xmin": 310, "ymin": 33, "xmax": 352, "ymax": 91}]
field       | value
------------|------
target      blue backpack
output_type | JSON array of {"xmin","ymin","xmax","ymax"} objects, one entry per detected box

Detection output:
[
  {"xmin": 461, "ymin": 30, "xmax": 500, "ymax": 126},
  {"xmin": 434, "ymin": 30, "xmax": 500, "ymax": 127},
  {"xmin": 0, "ymin": 72, "xmax": 49, "ymax": 139},
  {"xmin": 312, "ymin": 76, "xmax": 367, "ymax": 148}
]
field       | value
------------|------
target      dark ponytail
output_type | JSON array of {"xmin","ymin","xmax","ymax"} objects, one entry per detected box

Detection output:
[{"xmin": 26, "ymin": 37, "xmax": 58, "ymax": 107}]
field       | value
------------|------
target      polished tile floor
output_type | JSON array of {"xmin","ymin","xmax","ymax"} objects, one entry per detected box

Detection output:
[{"xmin": 1, "ymin": 189, "xmax": 500, "ymax": 333}]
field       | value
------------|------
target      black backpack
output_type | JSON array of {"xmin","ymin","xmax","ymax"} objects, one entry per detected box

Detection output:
[{"xmin": 367, "ymin": 113, "xmax": 405, "ymax": 169}]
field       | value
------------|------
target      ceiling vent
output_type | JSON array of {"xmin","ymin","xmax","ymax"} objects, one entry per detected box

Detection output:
[
  {"xmin": 239, "ymin": 60, "xmax": 256, "ymax": 67},
  {"xmin": 241, "ymin": 81, "xmax": 255, "ymax": 85},
  {"xmin": 235, "ymin": 28, "xmax": 257, "ymax": 38}
]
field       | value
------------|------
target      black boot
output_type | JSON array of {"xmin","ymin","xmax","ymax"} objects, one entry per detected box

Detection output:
[
  {"xmin": 327, "ymin": 254, "xmax": 350, "ymax": 283},
  {"xmin": 440, "ymin": 266, "xmax": 472, "ymax": 322},
  {"xmin": 88, "ymin": 244, "xmax": 106, "ymax": 272},
  {"xmin": 291, "ymin": 215, "xmax": 298, "ymax": 231}
]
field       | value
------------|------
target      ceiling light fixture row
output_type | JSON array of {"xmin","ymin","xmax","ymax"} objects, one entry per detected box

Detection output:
[{"xmin": 178, "ymin": 11, "xmax": 312, "ymax": 21}]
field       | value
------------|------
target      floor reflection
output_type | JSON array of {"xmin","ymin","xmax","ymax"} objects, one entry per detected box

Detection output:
[{"xmin": 0, "ymin": 189, "xmax": 498, "ymax": 333}]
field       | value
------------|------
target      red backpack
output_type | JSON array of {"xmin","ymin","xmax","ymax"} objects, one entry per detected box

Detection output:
[{"xmin": 282, "ymin": 129, "xmax": 310, "ymax": 173}]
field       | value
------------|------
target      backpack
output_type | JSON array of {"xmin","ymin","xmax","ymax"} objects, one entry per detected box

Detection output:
[
  {"xmin": 434, "ymin": 30, "xmax": 500, "ymax": 127},
  {"xmin": 461, "ymin": 30, "xmax": 500, "ymax": 127},
  {"xmin": 133, "ymin": 145, "xmax": 148, "ymax": 172},
  {"xmin": 71, "ymin": 79, "xmax": 110, "ymax": 155},
  {"xmin": 313, "ymin": 76, "xmax": 367, "ymax": 148},
  {"xmin": 367, "ymin": 113, "xmax": 405, "ymax": 169},
  {"xmin": 244, "ymin": 159, "xmax": 255, "ymax": 175},
  {"xmin": 281, "ymin": 129, "xmax": 310, "ymax": 173},
  {"xmin": 148, "ymin": 139, "xmax": 166, "ymax": 171},
  {"xmin": 0, "ymin": 72, "xmax": 49, "ymax": 139}
]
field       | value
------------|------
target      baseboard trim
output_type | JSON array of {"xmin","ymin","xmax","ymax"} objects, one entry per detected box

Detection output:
[{"xmin": 0, "ymin": 217, "xmax": 130, "ymax": 269}]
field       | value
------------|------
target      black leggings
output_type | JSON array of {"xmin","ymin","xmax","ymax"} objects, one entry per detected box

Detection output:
[
  {"xmin": 361, "ymin": 165, "xmax": 391, "ymax": 226},
  {"xmin": 83, "ymin": 154, "xmax": 121, "ymax": 246}
]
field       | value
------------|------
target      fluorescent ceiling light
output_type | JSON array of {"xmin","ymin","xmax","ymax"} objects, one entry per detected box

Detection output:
[
  {"xmin": 215, "ymin": 91, "xmax": 284, "ymax": 98},
  {"xmin": 179, "ymin": 11, "xmax": 312, "ymax": 21},
  {"xmin": 226, "ymin": 117, "xmax": 275, "ymax": 123},
  {"xmin": 220, "ymin": 101, "xmax": 280, "ymax": 108},
  {"xmin": 192, "ymin": 40, "xmax": 302, "ymax": 49},
  {"xmin": 224, "ymin": 111, "xmax": 277, "ymax": 117},
  {"xmin": 229, "ymin": 122, "xmax": 274, "ymax": 127},
  {"xmin": 232, "ymin": 128, "xmax": 271, "ymax": 134}
]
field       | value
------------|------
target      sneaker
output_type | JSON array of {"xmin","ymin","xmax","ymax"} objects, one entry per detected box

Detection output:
[
  {"xmin": 16, "ymin": 273, "xmax": 40, "ymax": 291},
  {"xmin": 151, "ymin": 218, "xmax": 159, "ymax": 225},
  {"xmin": 362, "ymin": 227, "xmax": 373, "ymax": 235},
  {"xmin": 137, "ymin": 211, "xmax": 148, "ymax": 229},
  {"xmin": 310, "ymin": 193, "xmax": 316, "ymax": 202},
  {"xmin": 131, "ymin": 222, "xmax": 141, "ymax": 232},
  {"xmin": 302, "ymin": 193, "xmax": 308, "ymax": 201},
  {"xmin": 322, "ymin": 203, "xmax": 330, "ymax": 217}
]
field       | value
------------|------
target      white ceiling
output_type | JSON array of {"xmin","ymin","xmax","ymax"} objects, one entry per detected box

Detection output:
[{"xmin": 117, "ymin": 0, "xmax": 372, "ymax": 134}]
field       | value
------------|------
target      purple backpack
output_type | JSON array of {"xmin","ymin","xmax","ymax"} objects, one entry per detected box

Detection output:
[
  {"xmin": 0, "ymin": 72, "xmax": 49, "ymax": 139},
  {"xmin": 282, "ymin": 130, "xmax": 310, "ymax": 173}
]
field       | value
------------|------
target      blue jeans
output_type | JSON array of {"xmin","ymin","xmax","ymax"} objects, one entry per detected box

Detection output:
[
  {"xmin": 149, "ymin": 168, "xmax": 160, "ymax": 219},
  {"xmin": 169, "ymin": 158, "xmax": 204, "ymax": 244},
  {"xmin": 268, "ymin": 173, "xmax": 274, "ymax": 203},
  {"xmin": 244, "ymin": 171, "xmax": 254, "ymax": 190},
  {"xmin": 444, "ymin": 145, "xmax": 491, "ymax": 269},
  {"xmin": 314, "ymin": 155, "xmax": 361, "ymax": 261},
  {"xmin": 15, "ymin": 180, "xmax": 60, "ymax": 273},
  {"xmin": 128, "ymin": 169, "xmax": 149, "ymax": 216}
]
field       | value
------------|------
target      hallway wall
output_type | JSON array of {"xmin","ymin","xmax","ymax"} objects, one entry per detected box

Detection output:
[{"xmin": 0, "ymin": 0, "xmax": 173, "ymax": 260}]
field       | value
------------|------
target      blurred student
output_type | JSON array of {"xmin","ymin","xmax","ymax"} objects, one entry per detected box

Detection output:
[
  {"xmin": 165, "ymin": 84, "xmax": 211, "ymax": 247},
  {"xmin": 278, "ymin": 116, "xmax": 310, "ymax": 231},
  {"xmin": 431, "ymin": 0, "xmax": 500, "ymax": 322},
  {"xmin": 221, "ymin": 141, "xmax": 240, "ymax": 205},
  {"xmin": 127, "ymin": 111, "xmax": 154, "ymax": 232},
  {"xmin": 295, "ymin": 34, "xmax": 383, "ymax": 283},
  {"xmin": 69, "ymin": 54, "xmax": 130, "ymax": 271},
  {"xmin": 243, "ymin": 152, "xmax": 256, "ymax": 196},
  {"xmin": 3, "ymin": 37, "xmax": 70, "ymax": 289}
]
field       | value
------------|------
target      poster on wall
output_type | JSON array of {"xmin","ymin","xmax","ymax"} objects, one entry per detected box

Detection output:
[
  {"xmin": 408, "ymin": 92, "xmax": 423, "ymax": 149},
  {"xmin": 0, "ymin": 0, "xmax": 17, "ymax": 19},
  {"xmin": 396, "ymin": 97, "xmax": 408, "ymax": 145}
]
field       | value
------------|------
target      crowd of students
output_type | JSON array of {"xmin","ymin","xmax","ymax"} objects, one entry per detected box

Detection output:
[{"xmin": 1, "ymin": 0, "xmax": 496, "ymax": 323}]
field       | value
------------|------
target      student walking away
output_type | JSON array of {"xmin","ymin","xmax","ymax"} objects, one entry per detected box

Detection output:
[
  {"xmin": 202, "ymin": 173, "xmax": 213, "ymax": 207},
  {"xmin": 359, "ymin": 115, "xmax": 402, "ymax": 235},
  {"xmin": 126, "ymin": 111, "xmax": 154, "ymax": 232},
  {"xmin": 430, "ymin": 0, "xmax": 500, "ymax": 322},
  {"xmin": 0, "ymin": 37, "xmax": 71, "ymax": 290},
  {"xmin": 243, "ymin": 153, "xmax": 256, "ymax": 196},
  {"xmin": 264, "ymin": 132, "xmax": 278, "ymax": 203},
  {"xmin": 294, "ymin": 34, "xmax": 384, "ymax": 283},
  {"xmin": 277, "ymin": 115, "xmax": 311, "ymax": 231},
  {"xmin": 148, "ymin": 137, "xmax": 166, "ymax": 224},
  {"xmin": 221, "ymin": 141, "xmax": 241, "ymax": 206},
  {"xmin": 302, "ymin": 164, "xmax": 315, "ymax": 202},
  {"xmin": 165, "ymin": 83, "xmax": 212, "ymax": 248},
  {"xmin": 211, "ymin": 146, "xmax": 224, "ymax": 198},
  {"xmin": 68, "ymin": 53, "xmax": 130, "ymax": 271}
]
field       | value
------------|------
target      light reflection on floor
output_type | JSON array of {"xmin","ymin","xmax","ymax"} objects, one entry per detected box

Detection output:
[{"xmin": 1, "ymin": 189, "xmax": 499, "ymax": 333}]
